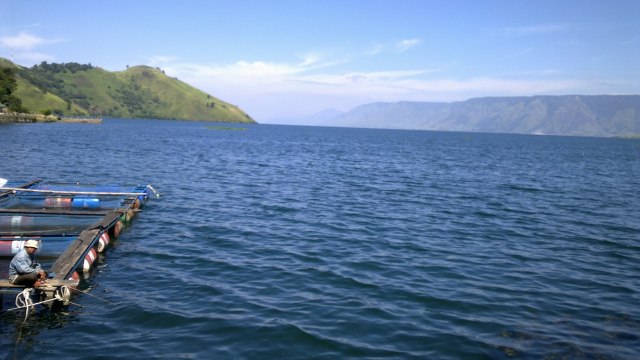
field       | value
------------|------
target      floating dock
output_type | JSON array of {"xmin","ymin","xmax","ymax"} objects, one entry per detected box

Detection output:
[{"xmin": 0, "ymin": 179, "xmax": 158, "ymax": 313}]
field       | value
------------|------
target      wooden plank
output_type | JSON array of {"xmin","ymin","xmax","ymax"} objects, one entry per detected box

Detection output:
[
  {"xmin": 0, "ymin": 279, "xmax": 79, "ymax": 289},
  {"xmin": 49, "ymin": 229, "xmax": 100, "ymax": 280},
  {"xmin": 90, "ymin": 211, "xmax": 122, "ymax": 230},
  {"xmin": 49, "ymin": 211, "xmax": 120, "ymax": 280}
]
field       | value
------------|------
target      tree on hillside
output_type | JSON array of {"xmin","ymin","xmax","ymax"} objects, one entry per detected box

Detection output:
[
  {"xmin": 0, "ymin": 68, "xmax": 16, "ymax": 97},
  {"xmin": 0, "ymin": 67, "xmax": 26, "ymax": 112},
  {"xmin": 32, "ymin": 61, "xmax": 94, "ymax": 73}
]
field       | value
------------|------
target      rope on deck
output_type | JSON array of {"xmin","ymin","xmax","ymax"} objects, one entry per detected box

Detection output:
[{"xmin": 7, "ymin": 286, "xmax": 82, "ymax": 322}]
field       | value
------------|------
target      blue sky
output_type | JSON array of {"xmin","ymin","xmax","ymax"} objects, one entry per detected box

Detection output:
[{"xmin": 1, "ymin": 0, "xmax": 639, "ymax": 123}]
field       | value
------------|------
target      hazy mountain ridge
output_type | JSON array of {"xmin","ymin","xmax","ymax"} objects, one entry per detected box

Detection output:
[
  {"xmin": 0, "ymin": 58, "xmax": 255, "ymax": 123},
  {"xmin": 325, "ymin": 95, "xmax": 640, "ymax": 137},
  {"xmin": 268, "ymin": 108, "xmax": 345, "ymax": 125}
]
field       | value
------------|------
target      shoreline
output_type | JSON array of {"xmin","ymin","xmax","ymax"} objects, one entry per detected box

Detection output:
[
  {"xmin": 0, "ymin": 113, "xmax": 58, "ymax": 123},
  {"xmin": 0, "ymin": 113, "xmax": 102, "ymax": 124}
]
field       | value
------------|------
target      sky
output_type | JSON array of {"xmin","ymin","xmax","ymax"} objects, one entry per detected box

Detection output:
[{"xmin": 1, "ymin": 0, "xmax": 639, "ymax": 123}]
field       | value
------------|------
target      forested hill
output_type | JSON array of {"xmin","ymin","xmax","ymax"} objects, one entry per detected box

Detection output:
[
  {"xmin": 0, "ymin": 58, "xmax": 255, "ymax": 123},
  {"xmin": 324, "ymin": 95, "xmax": 640, "ymax": 137}
]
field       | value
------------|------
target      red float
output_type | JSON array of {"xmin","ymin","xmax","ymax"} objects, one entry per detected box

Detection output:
[
  {"xmin": 68, "ymin": 271, "xmax": 80, "ymax": 281},
  {"xmin": 0, "ymin": 237, "xmax": 42, "ymax": 256},
  {"xmin": 98, "ymin": 232, "xmax": 110, "ymax": 253},
  {"xmin": 83, "ymin": 247, "xmax": 98, "ymax": 273},
  {"xmin": 0, "ymin": 215, "xmax": 34, "ymax": 229},
  {"xmin": 44, "ymin": 197, "xmax": 72, "ymax": 208}
]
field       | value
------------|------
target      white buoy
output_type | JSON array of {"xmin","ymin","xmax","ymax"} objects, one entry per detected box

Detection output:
[{"xmin": 83, "ymin": 248, "xmax": 98, "ymax": 273}]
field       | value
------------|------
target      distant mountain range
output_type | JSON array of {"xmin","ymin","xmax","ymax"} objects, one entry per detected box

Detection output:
[
  {"xmin": 269, "ymin": 108, "xmax": 345, "ymax": 125},
  {"xmin": 3, "ymin": 56, "xmax": 638, "ymax": 135},
  {"xmin": 0, "ymin": 58, "xmax": 254, "ymax": 123},
  {"xmin": 319, "ymin": 95, "xmax": 640, "ymax": 137}
]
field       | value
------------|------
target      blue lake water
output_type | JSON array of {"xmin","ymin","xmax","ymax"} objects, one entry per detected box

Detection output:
[{"xmin": 1, "ymin": 118, "xmax": 639, "ymax": 359}]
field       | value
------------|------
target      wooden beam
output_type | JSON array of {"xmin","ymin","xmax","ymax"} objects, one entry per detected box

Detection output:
[
  {"xmin": 49, "ymin": 212, "xmax": 120, "ymax": 280},
  {"xmin": 0, "ymin": 279, "xmax": 79, "ymax": 289}
]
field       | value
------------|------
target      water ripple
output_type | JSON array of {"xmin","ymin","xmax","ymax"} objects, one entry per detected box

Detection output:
[{"xmin": 1, "ymin": 121, "xmax": 639, "ymax": 359}]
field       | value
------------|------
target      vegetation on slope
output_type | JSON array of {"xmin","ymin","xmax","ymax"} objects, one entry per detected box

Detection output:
[
  {"xmin": 0, "ymin": 59, "xmax": 26, "ymax": 112},
  {"xmin": 0, "ymin": 58, "xmax": 255, "ymax": 123}
]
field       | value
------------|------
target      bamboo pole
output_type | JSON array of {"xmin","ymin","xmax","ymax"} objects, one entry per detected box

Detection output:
[{"xmin": 0, "ymin": 187, "xmax": 148, "ymax": 197}]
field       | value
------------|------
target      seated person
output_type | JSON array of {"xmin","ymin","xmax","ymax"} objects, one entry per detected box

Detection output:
[{"xmin": 9, "ymin": 239, "xmax": 47, "ymax": 287}]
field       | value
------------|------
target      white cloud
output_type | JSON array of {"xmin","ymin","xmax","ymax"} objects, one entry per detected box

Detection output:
[
  {"xmin": 298, "ymin": 53, "xmax": 321, "ymax": 67},
  {"xmin": 14, "ymin": 51, "xmax": 56, "ymax": 64},
  {"xmin": 396, "ymin": 38, "xmax": 420, "ymax": 52},
  {"xmin": 0, "ymin": 31, "xmax": 64, "ymax": 50},
  {"xmin": 364, "ymin": 38, "xmax": 421, "ymax": 56},
  {"xmin": 0, "ymin": 32, "xmax": 44, "ymax": 50},
  {"xmin": 364, "ymin": 43, "xmax": 385, "ymax": 56},
  {"xmin": 146, "ymin": 52, "xmax": 624, "ymax": 121},
  {"xmin": 0, "ymin": 32, "xmax": 65, "ymax": 65},
  {"xmin": 150, "ymin": 54, "xmax": 337, "ymax": 86}
]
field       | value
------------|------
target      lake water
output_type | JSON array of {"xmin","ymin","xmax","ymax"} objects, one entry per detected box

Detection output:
[{"xmin": 1, "ymin": 118, "xmax": 639, "ymax": 359}]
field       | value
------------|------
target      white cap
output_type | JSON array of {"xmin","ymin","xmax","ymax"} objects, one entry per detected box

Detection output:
[{"xmin": 24, "ymin": 239, "xmax": 39, "ymax": 249}]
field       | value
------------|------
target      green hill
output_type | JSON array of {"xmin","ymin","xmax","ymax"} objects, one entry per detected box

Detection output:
[{"xmin": 1, "ymin": 58, "xmax": 255, "ymax": 123}]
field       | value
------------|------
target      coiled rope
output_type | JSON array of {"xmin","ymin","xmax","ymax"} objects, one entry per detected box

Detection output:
[
  {"xmin": 8, "ymin": 286, "xmax": 82, "ymax": 322},
  {"xmin": 13, "ymin": 288, "xmax": 35, "ymax": 323}
]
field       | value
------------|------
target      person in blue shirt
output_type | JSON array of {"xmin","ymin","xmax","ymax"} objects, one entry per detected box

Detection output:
[{"xmin": 9, "ymin": 239, "xmax": 47, "ymax": 287}]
